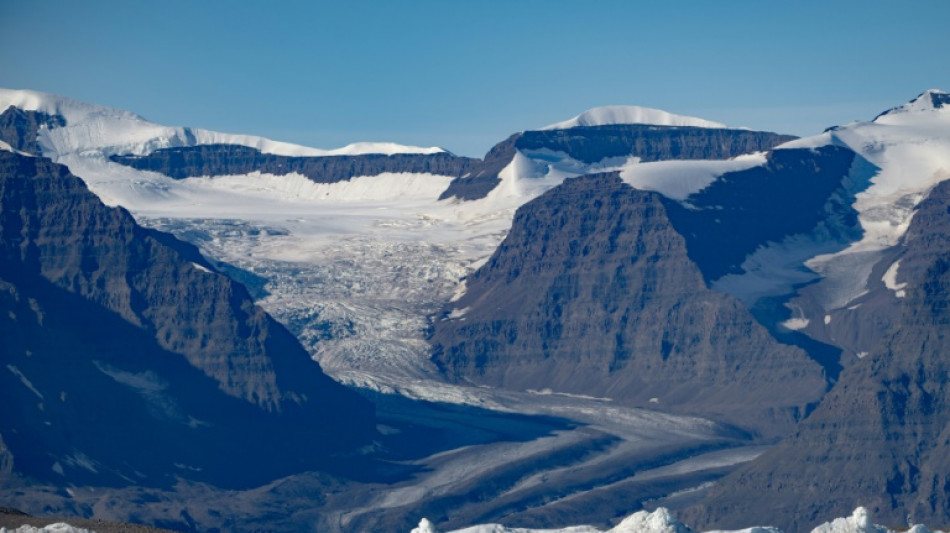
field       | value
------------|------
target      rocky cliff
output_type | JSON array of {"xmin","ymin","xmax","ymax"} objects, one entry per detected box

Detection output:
[
  {"xmin": 687, "ymin": 180, "xmax": 950, "ymax": 532},
  {"xmin": 0, "ymin": 149, "xmax": 376, "ymax": 488},
  {"xmin": 110, "ymin": 143, "xmax": 479, "ymax": 182},
  {"xmin": 430, "ymin": 172, "xmax": 826, "ymax": 438},
  {"xmin": 439, "ymin": 125, "xmax": 796, "ymax": 201},
  {"xmin": 0, "ymin": 106, "xmax": 65, "ymax": 153}
]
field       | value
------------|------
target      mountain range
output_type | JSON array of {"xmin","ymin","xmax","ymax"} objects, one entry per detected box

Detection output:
[{"xmin": 0, "ymin": 88, "xmax": 949, "ymax": 532}]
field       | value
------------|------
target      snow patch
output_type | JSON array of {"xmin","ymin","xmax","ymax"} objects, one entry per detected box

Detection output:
[
  {"xmin": 6, "ymin": 365, "xmax": 43, "ymax": 400},
  {"xmin": 780, "ymin": 318, "xmax": 809, "ymax": 331},
  {"xmin": 446, "ymin": 307, "xmax": 469, "ymax": 320},
  {"xmin": 191, "ymin": 262, "xmax": 212, "ymax": 274},
  {"xmin": 881, "ymin": 260, "xmax": 907, "ymax": 293},
  {"xmin": 543, "ymin": 105, "xmax": 727, "ymax": 130},
  {"xmin": 619, "ymin": 153, "xmax": 767, "ymax": 201},
  {"xmin": 0, "ymin": 139, "xmax": 35, "ymax": 158}
]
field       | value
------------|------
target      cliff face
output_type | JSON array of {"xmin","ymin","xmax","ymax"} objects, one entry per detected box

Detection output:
[
  {"xmin": 439, "ymin": 125, "xmax": 796, "ymax": 201},
  {"xmin": 515, "ymin": 125, "xmax": 797, "ymax": 165},
  {"xmin": 0, "ymin": 106, "xmax": 65, "ymax": 153},
  {"xmin": 430, "ymin": 173, "xmax": 826, "ymax": 437},
  {"xmin": 0, "ymin": 150, "xmax": 376, "ymax": 488},
  {"xmin": 110, "ymin": 143, "xmax": 479, "ymax": 182},
  {"xmin": 689, "ymin": 180, "xmax": 950, "ymax": 533}
]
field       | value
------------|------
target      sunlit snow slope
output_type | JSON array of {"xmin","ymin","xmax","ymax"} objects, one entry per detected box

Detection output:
[{"xmin": 542, "ymin": 105, "xmax": 727, "ymax": 130}]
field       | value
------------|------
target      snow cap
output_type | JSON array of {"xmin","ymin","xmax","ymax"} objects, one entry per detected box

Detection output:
[{"xmin": 542, "ymin": 105, "xmax": 726, "ymax": 130}]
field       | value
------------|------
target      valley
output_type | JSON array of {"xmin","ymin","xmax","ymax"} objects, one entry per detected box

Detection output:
[{"xmin": 1, "ymin": 87, "xmax": 950, "ymax": 533}]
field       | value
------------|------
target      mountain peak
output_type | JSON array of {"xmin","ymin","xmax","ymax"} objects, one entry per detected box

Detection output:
[
  {"xmin": 540, "ymin": 105, "xmax": 727, "ymax": 131},
  {"xmin": 910, "ymin": 88, "xmax": 950, "ymax": 110},
  {"xmin": 874, "ymin": 89, "xmax": 950, "ymax": 120}
]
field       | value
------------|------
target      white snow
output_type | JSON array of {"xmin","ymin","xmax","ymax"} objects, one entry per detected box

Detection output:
[
  {"xmin": 426, "ymin": 507, "xmax": 946, "ymax": 533},
  {"xmin": 881, "ymin": 259, "xmax": 907, "ymax": 296},
  {"xmin": 783, "ymin": 90, "xmax": 950, "ymax": 309},
  {"xmin": 810, "ymin": 508, "xmax": 888, "ymax": 533},
  {"xmin": 876, "ymin": 89, "xmax": 950, "ymax": 117},
  {"xmin": 721, "ymin": 90, "xmax": 950, "ymax": 312},
  {"xmin": 542, "ymin": 105, "xmax": 727, "ymax": 130},
  {"xmin": 0, "ymin": 88, "xmax": 444, "ymax": 158},
  {"xmin": 6, "ymin": 364, "xmax": 44, "ymax": 400},
  {"xmin": 619, "ymin": 153, "xmax": 767, "ymax": 201},
  {"xmin": 181, "ymin": 171, "xmax": 455, "ymax": 204},
  {"xmin": 780, "ymin": 318, "xmax": 809, "ymax": 331},
  {"xmin": 0, "ymin": 139, "xmax": 34, "ymax": 157},
  {"xmin": 412, "ymin": 519, "xmax": 440, "ymax": 533},
  {"xmin": 0, "ymin": 524, "xmax": 96, "ymax": 533}
]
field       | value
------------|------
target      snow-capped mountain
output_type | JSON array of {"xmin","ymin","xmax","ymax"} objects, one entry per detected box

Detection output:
[
  {"xmin": 0, "ymin": 88, "xmax": 445, "ymax": 158},
  {"xmin": 4, "ymin": 87, "xmax": 950, "ymax": 533},
  {"xmin": 541, "ymin": 105, "xmax": 728, "ymax": 130},
  {"xmin": 0, "ymin": 88, "xmax": 794, "ymax": 401}
]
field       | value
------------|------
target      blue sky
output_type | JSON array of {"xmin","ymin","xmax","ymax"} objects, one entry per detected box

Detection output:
[{"xmin": 2, "ymin": 0, "xmax": 948, "ymax": 157}]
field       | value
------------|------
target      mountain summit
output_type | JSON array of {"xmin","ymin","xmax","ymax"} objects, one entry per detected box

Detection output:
[{"xmin": 541, "ymin": 105, "xmax": 727, "ymax": 130}]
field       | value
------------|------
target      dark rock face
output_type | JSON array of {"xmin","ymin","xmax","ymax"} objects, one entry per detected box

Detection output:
[
  {"xmin": 663, "ymin": 146, "xmax": 859, "ymax": 283},
  {"xmin": 110, "ymin": 143, "xmax": 480, "ymax": 183},
  {"xmin": 0, "ymin": 151, "xmax": 376, "ymax": 488},
  {"xmin": 688, "ymin": 180, "xmax": 950, "ymax": 533},
  {"xmin": 516, "ymin": 125, "xmax": 797, "ymax": 165},
  {"xmin": 928, "ymin": 90, "xmax": 950, "ymax": 108},
  {"xmin": 429, "ymin": 173, "xmax": 826, "ymax": 437},
  {"xmin": 439, "ymin": 126, "xmax": 796, "ymax": 201},
  {"xmin": 0, "ymin": 106, "xmax": 66, "ymax": 154}
]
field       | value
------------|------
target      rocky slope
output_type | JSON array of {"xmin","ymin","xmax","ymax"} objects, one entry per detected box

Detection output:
[
  {"xmin": 430, "ymin": 172, "xmax": 827, "ymax": 438},
  {"xmin": 0, "ymin": 148, "xmax": 376, "ymax": 488},
  {"xmin": 687, "ymin": 179, "xmax": 950, "ymax": 532}
]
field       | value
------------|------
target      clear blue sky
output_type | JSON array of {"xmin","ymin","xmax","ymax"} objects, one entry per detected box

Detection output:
[{"xmin": 2, "ymin": 0, "xmax": 948, "ymax": 157}]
